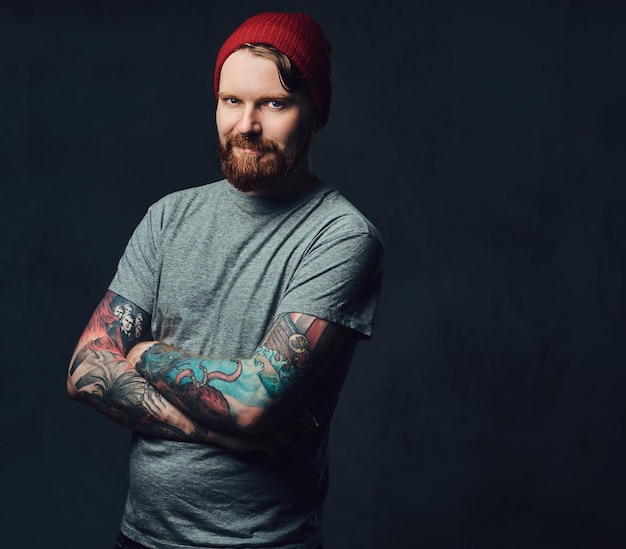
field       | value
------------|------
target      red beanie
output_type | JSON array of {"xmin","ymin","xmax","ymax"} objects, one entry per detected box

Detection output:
[{"xmin": 214, "ymin": 12, "xmax": 332, "ymax": 128}]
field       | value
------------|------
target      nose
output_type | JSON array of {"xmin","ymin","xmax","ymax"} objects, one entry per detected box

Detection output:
[{"xmin": 236, "ymin": 105, "xmax": 261, "ymax": 137}]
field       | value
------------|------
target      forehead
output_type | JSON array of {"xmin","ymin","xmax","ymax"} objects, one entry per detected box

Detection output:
[{"xmin": 218, "ymin": 49, "xmax": 289, "ymax": 97}]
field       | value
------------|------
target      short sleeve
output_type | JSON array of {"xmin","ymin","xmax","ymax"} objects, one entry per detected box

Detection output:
[
  {"xmin": 276, "ymin": 227, "xmax": 384, "ymax": 338},
  {"xmin": 108, "ymin": 204, "xmax": 161, "ymax": 314}
]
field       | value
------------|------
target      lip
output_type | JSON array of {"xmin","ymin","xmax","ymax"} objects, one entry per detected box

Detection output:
[{"xmin": 235, "ymin": 146, "xmax": 265, "ymax": 155}]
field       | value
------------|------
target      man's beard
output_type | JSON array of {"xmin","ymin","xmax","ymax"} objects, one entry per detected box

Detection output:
[{"xmin": 218, "ymin": 133, "xmax": 309, "ymax": 193}]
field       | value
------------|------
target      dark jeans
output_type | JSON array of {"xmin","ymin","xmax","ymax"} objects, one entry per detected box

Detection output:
[{"xmin": 115, "ymin": 533, "xmax": 323, "ymax": 549}]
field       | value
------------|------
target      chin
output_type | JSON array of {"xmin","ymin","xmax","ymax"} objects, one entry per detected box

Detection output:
[{"xmin": 227, "ymin": 176, "xmax": 275, "ymax": 194}]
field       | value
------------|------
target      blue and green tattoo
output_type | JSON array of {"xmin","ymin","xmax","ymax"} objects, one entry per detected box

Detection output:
[{"xmin": 135, "ymin": 312, "xmax": 333, "ymax": 431}]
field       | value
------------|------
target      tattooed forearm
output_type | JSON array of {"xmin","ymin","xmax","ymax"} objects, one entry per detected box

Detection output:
[
  {"xmin": 70, "ymin": 344, "xmax": 204, "ymax": 440},
  {"xmin": 134, "ymin": 312, "xmax": 345, "ymax": 432},
  {"xmin": 136, "ymin": 344, "xmax": 249, "ymax": 431},
  {"xmin": 70, "ymin": 346, "xmax": 274, "ymax": 450}
]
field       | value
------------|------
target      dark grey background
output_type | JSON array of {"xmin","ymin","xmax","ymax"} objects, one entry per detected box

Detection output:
[{"xmin": 1, "ymin": 1, "xmax": 625, "ymax": 547}]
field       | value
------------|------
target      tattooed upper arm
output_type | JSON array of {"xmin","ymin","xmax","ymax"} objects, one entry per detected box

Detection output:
[
  {"xmin": 72, "ymin": 291, "xmax": 151, "ymax": 361},
  {"xmin": 257, "ymin": 312, "xmax": 347, "ymax": 397},
  {"xmin": 68, "ymin": 291, "xmax": 151, "ymax": 390},
  {"xmin": 107, "ymin": 292, "xmax": 152, "ymax": 353}
]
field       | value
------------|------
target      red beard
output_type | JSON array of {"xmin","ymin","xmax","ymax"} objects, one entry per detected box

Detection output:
[{"xmin": 218, "ymin": 133, "xmax": 309, "ymax": 193}]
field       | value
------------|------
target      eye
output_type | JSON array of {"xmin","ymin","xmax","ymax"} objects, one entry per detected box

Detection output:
[
  {"xmin": 266, "ymin": 100, "xmax": 286, "ymax": 110},
  {"xmin": 221, "ymin": 97, "xmax": 241, "ymax": 106}
]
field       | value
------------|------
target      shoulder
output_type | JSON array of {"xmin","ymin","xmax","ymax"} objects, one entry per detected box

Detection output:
[
  {"xmin": 149, "ymin": 180, "xmax": 228, "ymax": 212},
  {"xmin": 141, "ymin": 180, "xmax": 229, "ymax": 227},
  {"xmin": 313, "ymin": 185, "xmax": 384, "ymax": 250}
]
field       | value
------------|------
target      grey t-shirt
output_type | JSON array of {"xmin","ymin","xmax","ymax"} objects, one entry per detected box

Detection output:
[{"xmin": 109, "ymin": 179, "xmax": 384, "ymax": 549}]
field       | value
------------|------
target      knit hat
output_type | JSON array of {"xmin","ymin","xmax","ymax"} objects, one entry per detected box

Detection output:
[{"xmin": 214, "ymin": 12, "xmax": 332, "ymax": 128}]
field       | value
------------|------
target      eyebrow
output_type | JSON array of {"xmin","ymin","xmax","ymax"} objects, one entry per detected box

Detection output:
[{"xmin": 218, "ymin": 91, "xmax": 293, "ymax": 102}]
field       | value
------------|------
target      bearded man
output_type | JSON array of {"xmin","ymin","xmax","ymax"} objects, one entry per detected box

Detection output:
[{"xmin": 68, "ymin": 12, "xmax": 384, "ymax": 549}]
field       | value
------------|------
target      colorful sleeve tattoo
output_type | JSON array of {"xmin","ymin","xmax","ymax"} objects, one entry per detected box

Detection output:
[{"xmin": 135, "ymin": 312, "xmax": 345, "ymax": 431}]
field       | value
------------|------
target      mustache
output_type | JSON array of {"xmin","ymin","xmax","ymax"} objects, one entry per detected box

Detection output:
[{"xmin": 226, "ymin": 134, "xmax": 279, "ymax": 152}]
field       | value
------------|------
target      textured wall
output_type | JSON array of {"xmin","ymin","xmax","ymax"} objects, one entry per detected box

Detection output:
[{"xmin": 1, "ymin": 1, "xmax": 624, "ymax": 547}]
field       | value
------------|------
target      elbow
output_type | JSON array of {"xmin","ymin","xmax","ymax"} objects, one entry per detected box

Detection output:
[
  {"xmin": 67, "ymin": 347, "xmax": 90, "ymax": 401},
  {"xmin": 66, "ymin": 376, "xmax": 79, "ymax": 400},
  {"xmin": 66, "ymin": 373, "xmax": 83, "ymax": 401}
]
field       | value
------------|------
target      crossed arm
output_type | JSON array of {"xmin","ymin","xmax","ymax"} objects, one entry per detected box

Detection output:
[{"xmin": 67, "ymin": 290, "xmax": 349, "ymax": 451}]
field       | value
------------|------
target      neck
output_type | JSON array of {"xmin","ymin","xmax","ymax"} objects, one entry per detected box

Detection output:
[{"xmin": 244, "ymin": 154, "xmax": 319, "ymax": 197}]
